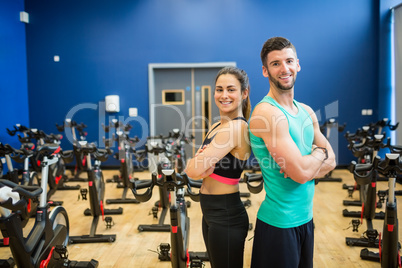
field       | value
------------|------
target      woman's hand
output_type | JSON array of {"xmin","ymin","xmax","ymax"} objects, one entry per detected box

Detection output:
[
  {"xmin": 195, "ymin": 145, "xmax": 208, "ymax": 157},
  {"xmin": 185, "ymin": 144, "xmax": 215, "ymax": 180},
  {"xmin": 199, "ymin": 165, "xmax": 215, "ymax": 178},
  {"xmin": 195, "ymin": 145, "xmax": 215, "ymax": 177}
]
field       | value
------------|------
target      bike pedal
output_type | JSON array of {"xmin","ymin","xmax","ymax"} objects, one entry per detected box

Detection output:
[
  {"xmin": 54, "ymin": 245, "xmax": 68, "ymax": 259},
  {"xmin": 351, "ymin": 219, "xmax": 361, "ymax": 232},
  {"xmin": 80, "ymin": 188, "xmax": 88, "ymax": 200},
  {"xmin": 151, "ymin": 207, "xmax": 159, "ymax": 219},
  {"xmin": 190, "ymin": 259, "xmax": 204, "ymax": 268},
  {"xmin": 105, "ymin": 216, "xmax": 114, "ymax": 229},
  {"xmin": 158, "ymin": 243, "xmax": 171, "ymax": 261}
]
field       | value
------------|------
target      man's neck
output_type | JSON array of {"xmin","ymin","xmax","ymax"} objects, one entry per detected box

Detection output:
[{"xmin": 267, "ymin": 88, "xmax": 298, "ymax": 115}]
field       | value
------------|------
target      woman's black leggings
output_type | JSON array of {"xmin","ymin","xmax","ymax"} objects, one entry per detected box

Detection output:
[{"xmin": 200, "ymin": 192, "xmax": 249, "ymax": 268}]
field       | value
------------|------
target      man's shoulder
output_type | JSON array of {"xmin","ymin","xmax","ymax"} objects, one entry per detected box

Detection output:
[
  {"xmin": 296, "ymin": 100, "xmax": 313, "ymax": 113},
  {"xmin": 252, "ymin": 100, "xmax": 283, "ymax": 118}
]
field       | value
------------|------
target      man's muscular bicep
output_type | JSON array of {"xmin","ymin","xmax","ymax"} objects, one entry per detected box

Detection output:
[{"xmin": 249, "ymin": 105, "xmax": 273, "ymax": 138}]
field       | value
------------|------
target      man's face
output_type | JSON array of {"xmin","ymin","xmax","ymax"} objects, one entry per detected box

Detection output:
[{"xmin": 263, "ymin": 48, "xmax": 300, "ymax": 91}]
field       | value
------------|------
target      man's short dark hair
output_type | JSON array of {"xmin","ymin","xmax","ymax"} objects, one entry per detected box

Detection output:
[{"xmin": 260, "ymin": 37, "xmax": 297, "ymax": 68}]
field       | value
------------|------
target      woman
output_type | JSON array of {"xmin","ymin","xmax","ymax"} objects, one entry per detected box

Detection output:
[{"xmin": 185, "ymin": 66, "xmax": 251, "ymax": 268}]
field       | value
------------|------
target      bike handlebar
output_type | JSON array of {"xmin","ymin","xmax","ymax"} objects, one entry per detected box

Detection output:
[
  {"xmin": 350, "ymin": 154, "xmax": 401, "ymax": 185},
  {"xmin": 346, "ymin": 134, "xmax": 390, "ymax": 159},
  {"xmin": 389, "ymin": 122, "xmax": 399, "ymax": 131},
  {"xmin": 131, "ymin": 170, "xmax": 202, "ymax": 203},
  {"xmin": 348, "ymin": 160, "xmax": 377, "ymax": 185},
  {"xmin": 0, "ymin": 143, "xmax": 16, "ymax": 157},
  {"xmin": 148, "ymin": 130, "xmax": 194, "ymax": 145},
  {"xmin": 0, "ymin": 179, "xmax": 42, "ymax": 212},
  {"xmin": 0, "ymin": 179, "xmax": 42, "ymax": 199},
  {"xmin": 371, "ymin": 119, "xmax": 399, "ymax": 131},
  {"xmin": 377, "ymin": 154, "xmax": 401, "ymax": 177},
  {"xmin": 9, "ymin": 146, "xmax": 35, "ymax": 163},
  {"xmin": 74, "ymin": 142, "xmax": 113, "ymax": 162},
  {"xmin": 102, "ymin": 120, "xmax": 132, "ymax": 133},
  {"xmin": 6, "ymin": 126, "xmax": 18, "ymax": 136},
  {"xmin": 6, "ymin": 125, "xmax": 29, "ymax": 137}
]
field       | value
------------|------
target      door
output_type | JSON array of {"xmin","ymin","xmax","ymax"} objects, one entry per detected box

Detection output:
[{"xmin": 149, "ymin": 62, "xmax": 236, "ymax": 159}]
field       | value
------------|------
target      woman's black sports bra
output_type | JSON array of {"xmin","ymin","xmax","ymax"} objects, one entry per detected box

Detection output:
[{"xmin": 201, "ymin": 117, "xmax": 248, "ymax": 185}]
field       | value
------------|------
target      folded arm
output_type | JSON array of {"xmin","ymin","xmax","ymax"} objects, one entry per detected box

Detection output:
[
  {"xmin": 249, "ymin": 103, "xmax": 335, "ymax": 184},
  {"xmin": 185, "ymin": 121, "xmax": 245, "ymax": 180},
  {"xmin": 301, "ymin": 104, "xmax": 336, "ymax": 178}
]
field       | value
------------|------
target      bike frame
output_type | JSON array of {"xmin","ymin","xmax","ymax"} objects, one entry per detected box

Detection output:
[
  {"xmin": 132, "ymin": 170, "xmax": 208, "ymax": 268},
  {"xmin": 0, "ymin": 155, "xmax": 68, "ymax": 268},
  {"xmin": 69, "ymin": 142, "xmax": 121, "ymax": 244},
  {"xmin": 106, "ymin": 131, "xmax": 140, "ymax": 204},
  {"xmin": 355, "ymin": 153, "xmax": 402, "ymax": 267}
]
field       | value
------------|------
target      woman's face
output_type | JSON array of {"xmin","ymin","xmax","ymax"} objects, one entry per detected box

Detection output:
[{"xmin": 214, "ymin": 74, "xmax": 246, "ymax": 116}]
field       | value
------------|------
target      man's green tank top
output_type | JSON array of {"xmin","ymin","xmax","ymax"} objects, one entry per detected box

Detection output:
[{"xmin": 249, "ymin": 96, "xmax": 315, "ymax": 228}]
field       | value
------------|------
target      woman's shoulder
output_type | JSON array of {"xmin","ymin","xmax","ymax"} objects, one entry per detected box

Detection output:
[
  {"xmin": 210, "ymin": 121, "xmax": 221, "ymax": 128},
  {"xmin": 221, "ymin": 117, "xmax": 247, "ymax": 131},
  {"xmin": 219, "ymin": 118, "xmax": 249, "ymax": 144}
]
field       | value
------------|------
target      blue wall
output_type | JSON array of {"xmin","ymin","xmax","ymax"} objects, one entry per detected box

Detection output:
[
  {"xmin": 1, "ymin": 0, "xmax": 391, "ymax": 166},
  {"xmin": 0, "ymin": 0, "xmax": 29, "ymax": 149}
]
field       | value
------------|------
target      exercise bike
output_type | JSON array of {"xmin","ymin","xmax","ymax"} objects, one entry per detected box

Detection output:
[
  {"xmin": 136, "ymin": 138, "xmax": 175, "ymax": 232},
  {"xmin": 56, "ymin": 119, "xmax": 88, "ymax": 182},
  {"xmin": 131, "ymin": 169, "xmax": 208, "ymax": 268},
  {"xmin": 103, "ymin": 120, "xmax": 145, "ymax": 205},
  {"xmin": 352, "ymin": 152, "xmax": 402, "ymax": 267},
  {"xmin": 0, "ymin": 143, "xmax": 38, "ymax": 249},
  {"xmin": 3, "ymin": 144, "xmax": 40, "ymax": 219},
  {"xmin": 10, "ymin": 143, "xmax": 40, "ymax": 186},
  {"xmin": 13, "ymin": 128, "xmax": 79, "ymax": 204},
  {"xmin": 0, "ymin": 144, "xmax": 98, "ymax": 267},
  {"xmin": 0, "ymin": 143, "xmax": 40, "ymax": 217},
  {"xmin": 343, "ymin": 134, "xmax": 387, "ymax": 219},
  {"xmin": 69, "ymin": 141, "xmax": 122, "ymax": 244},
  {"xmin": 164, "ymin": 129, "xmax": 193, "ymax": 174},
  {"xmin": 343, "ymin": 127, "xmax": 388, "ymax": 210},
  {"xmin": 345, "ymin": 146, "xmax": 383, "ymax": 248}
]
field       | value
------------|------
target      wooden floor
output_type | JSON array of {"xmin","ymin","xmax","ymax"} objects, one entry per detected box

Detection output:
[{"xmin": 0, "ymin": 168, "xmax": 400, "ymax": 268}]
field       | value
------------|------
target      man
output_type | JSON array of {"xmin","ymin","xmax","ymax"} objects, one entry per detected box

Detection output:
[{"xmin": 249, "ymin": 37, "xmax": 336, "ymax": 268}]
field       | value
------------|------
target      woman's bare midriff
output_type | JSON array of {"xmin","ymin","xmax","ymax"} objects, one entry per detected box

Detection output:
[{"xmin": 200, "ymin": 177, "xmax": 239, "ymax": 195}]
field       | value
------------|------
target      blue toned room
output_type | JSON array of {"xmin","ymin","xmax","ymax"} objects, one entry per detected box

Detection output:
[{"xmin": 1, "ymin": 0, "xmax": 402, "ymax": 267}]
